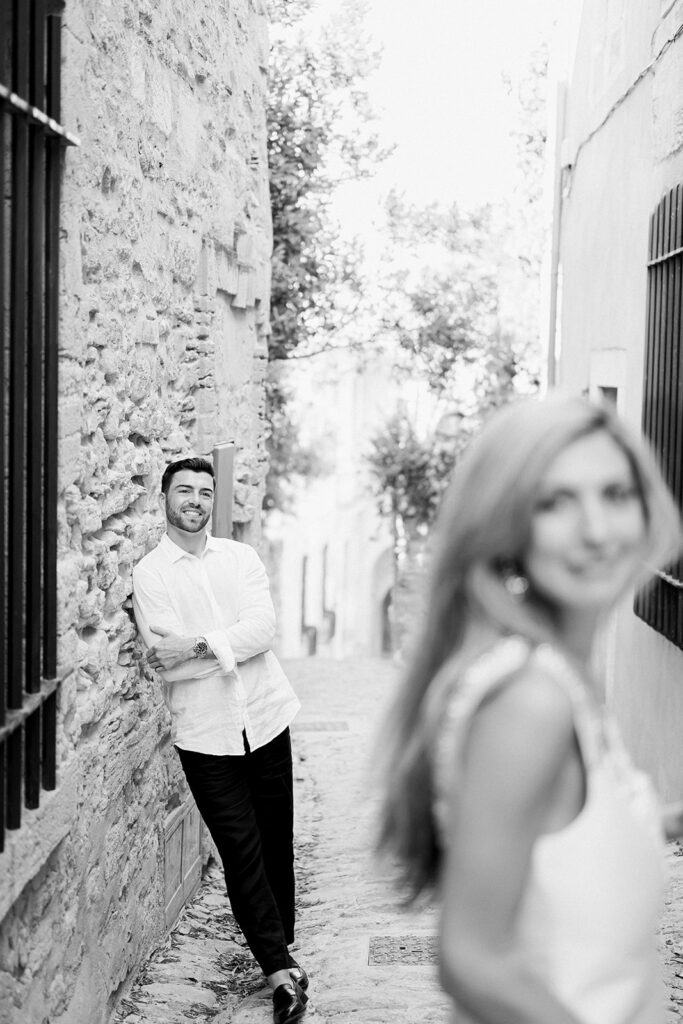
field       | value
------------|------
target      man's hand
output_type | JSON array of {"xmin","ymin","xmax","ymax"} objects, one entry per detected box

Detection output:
[{"xmin": 147, "ymin": 625, "xmax": 196, "ymax": 672}]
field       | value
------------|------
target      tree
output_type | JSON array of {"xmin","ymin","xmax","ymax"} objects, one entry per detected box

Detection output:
[
  {"xmin": 267, "ymin": 0, "xmax": 387, "ymax": 361},
  {"xmin": 265, "ymin": 0, "xmax": 387, "ymax": 510},
  {"xmin": 377, "ymin": 193, "xmax": 529, "ymax": 414},
  {"xmin": 365, "ymin": 413, "xmax": 459, "ymax": 535}
]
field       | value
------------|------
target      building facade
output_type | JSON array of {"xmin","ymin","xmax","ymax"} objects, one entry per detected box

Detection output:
[
  {"xmin": 0, "ymin": 2, "xmax": 272, "ymax": 1021},
  {"xmin": 266, "ymin": 350, "xmax": 398, "ymax": 660},
  {"xmin": 551, "ymin": 0, "xmax": 683, "ymax": 796}
]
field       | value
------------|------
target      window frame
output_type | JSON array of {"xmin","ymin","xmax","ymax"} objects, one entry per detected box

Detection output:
[{"xmin": 634, "ymin": 184, "xmax": 683, "ymax": 650}]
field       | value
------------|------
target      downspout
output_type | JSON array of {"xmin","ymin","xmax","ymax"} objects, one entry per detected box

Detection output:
[{"xmin": 547, "ymin": 81, "xmax": 566, "ymax": 389}]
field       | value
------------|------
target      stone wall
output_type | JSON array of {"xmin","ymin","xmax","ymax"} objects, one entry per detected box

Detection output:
[{"xmin": 0, "ymin": 2, "xmax": 272, "ymax": 1022}]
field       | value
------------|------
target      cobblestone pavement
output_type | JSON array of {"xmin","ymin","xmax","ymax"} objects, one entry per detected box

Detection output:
[{"xmin": 115, "ymin": 656, "xmax": 683, "ymax": 1024}]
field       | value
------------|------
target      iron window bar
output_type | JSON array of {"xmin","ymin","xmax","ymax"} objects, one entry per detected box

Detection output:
[{"xmin": 0, "ymin": 2, "xmax": 75, "ymax": 852}]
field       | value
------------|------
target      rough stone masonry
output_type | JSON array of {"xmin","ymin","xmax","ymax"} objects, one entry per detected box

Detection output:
[{"xmin": 0, "ymin": 2, "xmax": 272, "ymax": 1023}]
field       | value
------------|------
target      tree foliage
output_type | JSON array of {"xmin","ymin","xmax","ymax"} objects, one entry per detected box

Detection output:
[
  {"xmin": 267, "ymin": 0, "xmax": 385, "ymax": 362},
  {"xmin": 378, "ymin": 193, "xmax": 529, "ymax": 408},
  {"xmin": 264, "ymin": 0, "xmax": 387, "ymax": 513},
  {"xmin": 365, "ymin": 414, "xmax": 458, "ymax": 533}
]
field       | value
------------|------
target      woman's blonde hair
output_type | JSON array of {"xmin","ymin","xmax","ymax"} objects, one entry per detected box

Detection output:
[{"xmin": 377, "ymin": 392, "xmax": 682, "ymax": 898}]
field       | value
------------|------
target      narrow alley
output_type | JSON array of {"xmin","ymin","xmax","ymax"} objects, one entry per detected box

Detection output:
[
  {"xmin": 114, "ymin": 657, "xmax": 448, "ymax": 1023},
  {"xmin": 115, "ymin": 657, "xmax": 683, "ymax": 1024}
]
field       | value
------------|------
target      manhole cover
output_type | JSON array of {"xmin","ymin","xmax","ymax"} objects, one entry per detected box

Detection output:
[
  {"xmin": 294, "ymin": 721, "xmax": 350, "ymax": 731},
  {"xmin": 367, "ymin": 934, "xmax": 438, "ymax": 966}
]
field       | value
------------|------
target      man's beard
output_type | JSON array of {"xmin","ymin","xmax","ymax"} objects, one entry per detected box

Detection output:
[{"xmin": 167, "ymin": 505, "xmax": 211, "ymax": 533}]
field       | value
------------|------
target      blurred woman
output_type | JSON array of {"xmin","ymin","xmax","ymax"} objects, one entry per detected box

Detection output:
[{"xmin": 378, "ymin": 394, "xmax": 683, "ymax": 1024}]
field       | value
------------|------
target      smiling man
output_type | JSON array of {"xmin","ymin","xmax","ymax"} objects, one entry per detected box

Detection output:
[{"xmin": 132, "ymin": 456, "xmax": 308, "ymax": 1024}]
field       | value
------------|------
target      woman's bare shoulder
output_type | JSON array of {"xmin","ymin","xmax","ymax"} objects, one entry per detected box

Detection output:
[{"xmin": 468, "ymin": 659, "xmax": 577, "ymax": 783}]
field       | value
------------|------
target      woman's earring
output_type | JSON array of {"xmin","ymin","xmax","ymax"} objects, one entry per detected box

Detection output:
[{"xmin": 503, "ymin": 570, "xmax": 529, "ymax": 598}]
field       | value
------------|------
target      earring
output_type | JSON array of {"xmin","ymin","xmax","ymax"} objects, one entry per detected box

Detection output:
[{"xmin": 503, "ymin": 570, "xmax": 529, "ymax": 598}]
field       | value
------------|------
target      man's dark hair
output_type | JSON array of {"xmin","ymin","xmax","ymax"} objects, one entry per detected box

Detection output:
[{"xmin": 161, "ymin": 457, "xmax": 215, "ymax": 494}]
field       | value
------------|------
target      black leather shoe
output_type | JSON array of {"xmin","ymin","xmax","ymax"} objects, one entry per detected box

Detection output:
[
  {"xmin": 273, "ymin": 981, "xmax": 307, "ymax": 1024},
  {"xmin": 288, "ymin": 957, "xmax": 309, "ymax": 992}
]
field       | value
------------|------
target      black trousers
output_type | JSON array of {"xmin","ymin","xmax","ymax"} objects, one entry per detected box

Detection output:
[{"xmin": 176, "ymin": 727, "xmax": 295, "ymax": 976}]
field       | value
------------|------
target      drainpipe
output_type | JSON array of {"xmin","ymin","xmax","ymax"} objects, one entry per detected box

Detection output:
[{"xmin": 547, "ymin": 81, "xmax": 566, "ymax": 389}]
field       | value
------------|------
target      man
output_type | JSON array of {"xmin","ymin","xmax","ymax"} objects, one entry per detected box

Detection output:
[{"xmin": 133, "ymin": 456, "xmax": 308, "ymax": 1024}]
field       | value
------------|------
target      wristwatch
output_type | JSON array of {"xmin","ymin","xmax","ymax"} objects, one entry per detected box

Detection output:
[{"xmin": 193, "ymin": 636, "xmax": 209, "ymax": 659}]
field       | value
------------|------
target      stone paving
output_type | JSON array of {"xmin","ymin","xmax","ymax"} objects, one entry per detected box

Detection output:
[{"xmin": 115, "ymin": 656, "xmax": 683, "ymax": 1024}]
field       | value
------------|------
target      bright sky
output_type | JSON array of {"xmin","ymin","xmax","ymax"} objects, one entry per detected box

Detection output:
[{"xmin": 313, "ymin": 0, "xmax": 579, "ymax": 232}]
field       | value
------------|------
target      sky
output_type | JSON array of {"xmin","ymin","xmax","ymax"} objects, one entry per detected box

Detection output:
[{"xmin": 311, "ymin": 0, "xmax": 579, "ymax": 233}]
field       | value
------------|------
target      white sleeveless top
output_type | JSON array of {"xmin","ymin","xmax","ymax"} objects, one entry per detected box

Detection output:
[{"xmin": 433, "ymin": 637, "xmax": 668, "ymax": 1024}]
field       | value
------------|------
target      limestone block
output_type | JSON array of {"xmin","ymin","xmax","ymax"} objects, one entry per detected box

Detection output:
[
  {"xmin": 127, "ymin": 404, "xmax": 175, "ymax": 443},
  {"xmin": 96, "ymin": 550, "xmax": 119, "ymax": 590},
  {"xmin": 59, "ymin": 433, "xmax": 82, "ymax": 491},
  {"xmin": 102, "ymin": 401, "xmax": 126, "ymax": 441},
  {"xmin": 58, "ymin": 629, "xmax": 80, "ymax": 678},
  {"xmin": 79, "ymin": 428, "xmax": 110, "ymax": 490},
  {"xmin": 171, "ymin": 239, "xmax": 199, "ymax": 289},
  {"xmin": 101, "ymin": 484, "xmax": 142, "ymax": 521},
  {"xmin": 126, "ymin": 354, "xmax": 159, "ymax": 403},
  {"xmin": 137, "ymin": 317, "xmax": 160, "ymax": 348},
  {"xmin": 59, "ymin": 395, "xmax": 84, "ymax": 440},
  {"xmin": 148, "ymin": 67, "xmax": 174, "ymax": 138},
  {"xmin": 236, "ymin": 232, "xmax": 254, "ymax": 262},
  {"xmin": 232, "ymin": 502, "xmax": 255, "ymax": 523},
  {"xmin": 233, "ymin": 482, "xmax": 250, "ymax": 507},
  {"xmin": 76, "ymin": 638, "xmax": 89, "ymax": 667},
  {"xmin": 231, "ymin": 265, "xmax": 252, "ymax": 309},
  {"xmin": 129, "ymin": 40, "xmax": 146, "ymax": 105},
  {"xmin": 161, "ymin": 429, "xmax": 187, "ymax": 454},
  {"xmin": 217, "ymin": 248, "xmax": 240, "ymax": 296},
  {"xmin": 197, "ymin": 239, "xmax": 216, "ymax": 296},
  {"xmin": 67, "ymin": 494, "xmax": 103, "ymax": 535},
  {"xmin": 57, "ymin": 554, "xmax": 85, "ymax": 634},
  {"xmin": 104, "ymin": 577, "xmax": 129, "ymax": 616},
  {"xmin": 78, "ymin": 584, "xmax": 106, "ymax": 627},
  {"xmin": 80, "ymin": 628, "xmax": 111, "ymax": 677}
]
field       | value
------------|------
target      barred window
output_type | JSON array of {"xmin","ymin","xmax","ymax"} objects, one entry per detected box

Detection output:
[
  {"xmin": 634, "ymin": 184, "xmax": 683, "ymax": 650},
  {"xmin": 1, "ymin": 1, "xmax": 76, "ymax": 851}
]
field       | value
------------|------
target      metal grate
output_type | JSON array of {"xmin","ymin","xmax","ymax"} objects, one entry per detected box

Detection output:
[
  {"xmin": 368, "ymin": 934, "xmax": 438, "ymax": 966},
  {"xmin": 635, "ymin": 184, "xmax": 683, "ymax": 650},
  {"xmin": 0, "ymin": 0, "xmax": 76, "ymax": 852},
  {"xmin": 293, "ymin": 721, "xmax": 350, "ymax": 731}
]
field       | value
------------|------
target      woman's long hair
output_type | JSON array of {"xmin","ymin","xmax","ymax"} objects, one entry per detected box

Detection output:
[{"xmin": 377, "ymin": 393, "xmax": 682, "ymax": 899}]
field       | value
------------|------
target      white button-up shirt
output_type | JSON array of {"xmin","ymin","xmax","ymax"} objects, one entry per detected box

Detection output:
[{"xmin": 132, "ymin": 533, "xmax": 300, "ymax": 755}]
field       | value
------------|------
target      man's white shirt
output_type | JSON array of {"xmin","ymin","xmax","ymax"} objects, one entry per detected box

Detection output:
[{"xmin": 133, "ymin": 533, "xmax": 300, "ymax": 755}]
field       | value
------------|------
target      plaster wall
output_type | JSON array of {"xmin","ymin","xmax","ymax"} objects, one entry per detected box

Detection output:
[
  {"xmin": 556, "ymin": 0, "xmax": 683, "ymax": 792},
  {"xmin": 0, "ymin": 2, "xmax": 272, "ymax": 1022}
]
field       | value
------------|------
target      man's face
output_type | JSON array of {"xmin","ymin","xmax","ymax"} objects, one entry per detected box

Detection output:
[{"xmin": 162, "ymin": 470, "xmax": 215, "ymax": 534}]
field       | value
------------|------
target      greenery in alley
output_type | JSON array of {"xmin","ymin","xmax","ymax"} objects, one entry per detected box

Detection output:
[
  {"xmin": 365, "ymin": 47, "xmax": 548, "ymax": 542},
  {"xmin": 265, "ymin": 0, "xmax": 387, "ymax": 510},
  {"xmin": 365, "ymin": 413, "xmax": 459, "ymax": 533},
  {"xmin": 264, "ymin": 2, "xmax": 547, "ymax": 520}
]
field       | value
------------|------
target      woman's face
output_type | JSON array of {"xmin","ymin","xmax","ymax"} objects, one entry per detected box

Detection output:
[{"xmin": 524, "ymin": 430, "xmax": 647, "ymax": 615}]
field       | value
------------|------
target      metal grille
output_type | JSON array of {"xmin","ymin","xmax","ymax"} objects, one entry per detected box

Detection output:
[
  {"xmin": 367, "ymin": 934, "xmax": 438, "ymax": 966},
  {"xmin": 635, "ymin": 184, "xmax": 683, "ymax": 650},
  {"xmin": 0, "ymin": 0, "xmax": 75, "ymax": 852}
]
